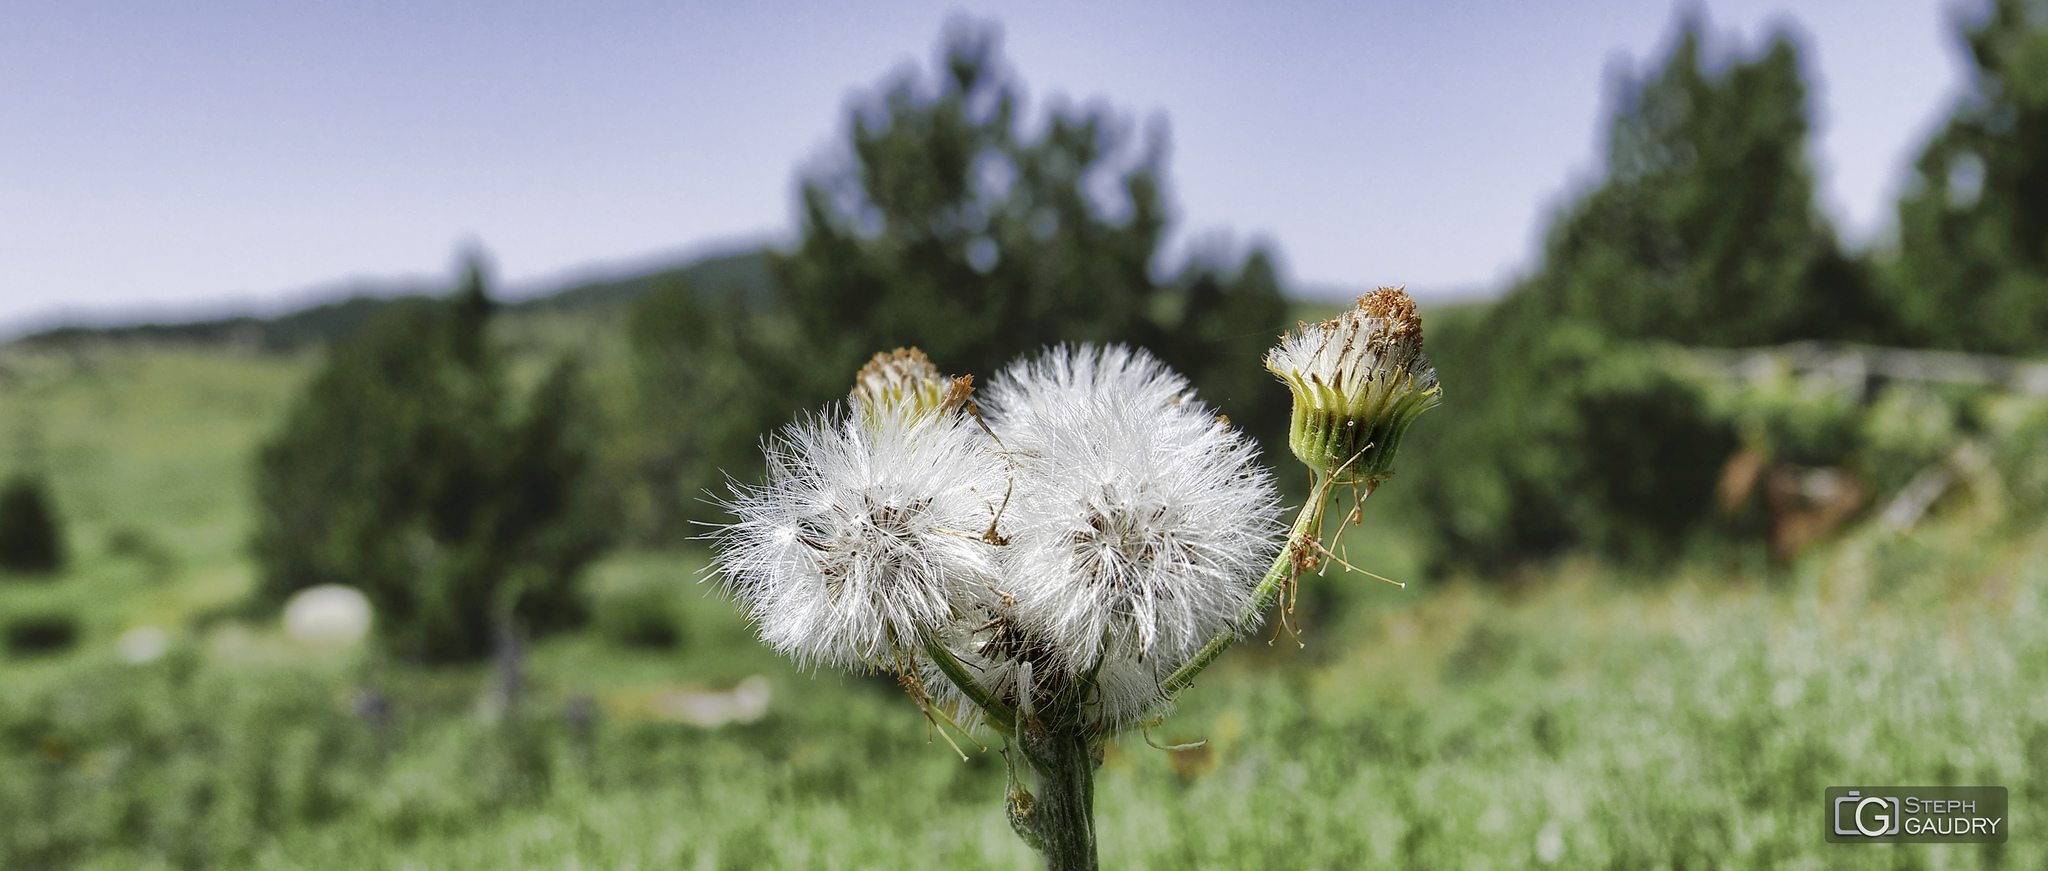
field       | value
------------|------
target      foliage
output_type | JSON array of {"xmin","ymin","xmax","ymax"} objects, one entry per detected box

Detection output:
[
  {"xmin": 249, "ymin": 261, "xmax": 615, "ymax": 662},
  {"xmin": 1890, "ymin": 0, "xmax": 2048, "ymax": 354},
  {"xmin": 1985, "ymin": 391, "xmax": 2048, "ymax": 518},
  {"xmin": 2, "ymin": 612, "xmax": 78, "ymax": 655},
  {"xmin": 622, "ymin": 279, "xmax": 811, "ymax": 535},
  {"xmin": 777, "ymin": 20, "xmax": 1162, "ymax": 384},
  {"xmin": 0, "ymin": 474, "xmax": 65, "ymax": 576},
  {"xmin": 586, "ymin": 565, "xmax": 686, "ymax": 650},
  {"xmin": 1394, "ymin": 317, "xmax": 1737, "ymax": 568}
]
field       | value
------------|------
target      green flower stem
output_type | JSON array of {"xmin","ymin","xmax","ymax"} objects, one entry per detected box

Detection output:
[
  {"xmin": 1158, "ymin": 472, "xmax": 1335, "ymax": 698},
  {"xmin": 1015, "ymin": 722, "xmax": 1098, "ymax": 871},
  {"xmin": 920, "ymin": 630, "xmax": 1017, "ymax": 736},
  {"xmin": 933, "ymin": 478, "xmax": 1346, "ymax": 870},
  {"xmin": 923, "ymin": 629, "xmax": 1099, "ymax": 869}
]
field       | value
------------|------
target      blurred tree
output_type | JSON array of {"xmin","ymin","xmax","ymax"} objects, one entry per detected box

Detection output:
[
  {"xmin": 1519, "ymin": 17, "xmax": 1893, "ymax": 347},
  {"xmin": 624, "ymin": 278, "xmax": 809, "ymax": 536},
  {"xmin": 251, "ymin": 257, "xmax": 615, "ymax": 664},
  {"xmin": 1890, "ymin": 0, "xmax": 2048, "ymax": 354},
  {"xmin": 773, "ymin": 17, "xmax": 1287, "ymax": 426},
  {"xmin": 1396, "ymin": 16, "xmax": 1866, "ymax": 570},
  {"xmin": 776, "ymin": 20, "xmax": 1160, "ymax": 385},
  {"xmin": 1154, "ymin": 248, "xmax": 1293, "ymax": 450},
  {"xmin": 0, "ymin": 474, "xmax": 65, "ymax": 576},
  {"xmin": 630, "ymin": 19, "xmax": 1290, "ymax": 533}
]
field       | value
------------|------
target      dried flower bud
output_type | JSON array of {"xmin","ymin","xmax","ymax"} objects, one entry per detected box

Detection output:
[
  {"xmin": 1264, "ymin": 287, "xmax": 1441, "ymax": 485},
  {"xmin": 851, "ymin": 347, "xmax": 973, "ymax": 424}
]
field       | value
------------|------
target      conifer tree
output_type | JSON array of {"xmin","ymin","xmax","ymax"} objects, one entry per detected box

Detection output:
[
  {"xmin": 1399, "ymin": 16, "xmax": 1867, "ymax": 569},
  {"xmin": 630, "ymin": 19, "xmax": 1291, "ymax": 533},
  {"xmin": 251, "ymin": 257, "xmax": 613, "ymax": 662},
  {"xmin": 1518, "ymin": 17, "xmax": 1885, "ymax": 346},
  {"xmin": 772, "ymin": 18, "xmax": 1287, "ymax": 422},
  {"xmin": 1891, "ymin": 0, "xmax": 2048, "ymax": 354}
]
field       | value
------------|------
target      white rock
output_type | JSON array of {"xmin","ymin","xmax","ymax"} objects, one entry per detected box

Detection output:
[
  {"xmin": 283, "ymin": 585, "xmax": 373, "ymax": 648},
  {"xmin": 1536, "ymin": 822, "xmax": 1565, "ymax": 864},
  {"xmin": 653, "ymin": 675, "xmax": 773, "ymax": 727},
  {"xmin": 117, "ymin": 626, "xmax": 168, "ymax": 663}
]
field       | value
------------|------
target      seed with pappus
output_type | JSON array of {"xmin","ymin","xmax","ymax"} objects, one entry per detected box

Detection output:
[
  {"xmin": 1265, "ymin": 286, "xmax": 1442, "ymax": 485},
  {"xmin": 701, "ymin": 332, "xmax": 1436, "ymax": 870}
]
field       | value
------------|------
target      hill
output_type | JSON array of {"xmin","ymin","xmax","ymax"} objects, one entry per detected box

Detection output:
[{"xmin": 10, "ymin": 248, "xmax": 777, "ymax": 353}]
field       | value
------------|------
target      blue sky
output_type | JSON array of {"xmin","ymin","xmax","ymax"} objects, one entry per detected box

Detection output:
[{"xmin": 0, "ymin": 0, "xmax": 1971, "ymax": 333}]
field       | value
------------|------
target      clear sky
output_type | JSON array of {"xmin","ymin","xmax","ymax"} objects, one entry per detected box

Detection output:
[{"xmin": 0, "ymin": 0, "xmax": 1972, "ymax": 334}]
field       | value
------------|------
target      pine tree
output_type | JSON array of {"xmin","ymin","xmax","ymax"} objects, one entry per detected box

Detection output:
[
  {"xmin": 628, "ymin": 18, "xmax": 1291, "ymax": 533},
  {"xmin": 1396, "ymin": 15, "xmax": 1867, "ymax": 569},
  {"xmin": 251, "ymin": 256, "xmax": 614, "ymax": 662},
  {"xmin": 1520, "ymin": 16, "xmax": 1886, "ymax": 346},
  {"xmin": 1890, "ymin": 0, "xmax": 2048, "ymax": 354},
  {"xmin": 772, "ymin": 18, "xmax": 1286, "ymax": 418}
]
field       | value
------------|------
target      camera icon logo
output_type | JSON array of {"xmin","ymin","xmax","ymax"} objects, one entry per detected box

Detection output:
[{"xmin": 1834, "ymin": 791, "xmax": 1901, "ymax": 837}]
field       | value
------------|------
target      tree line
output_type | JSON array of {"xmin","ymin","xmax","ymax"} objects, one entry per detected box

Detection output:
[{"xmin": 1393, "ymin": 1, "xmax": 2048, "ymax": 571}]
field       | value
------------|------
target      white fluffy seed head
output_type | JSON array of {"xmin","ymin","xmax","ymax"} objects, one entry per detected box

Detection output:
[
  {"xmin": 710, "ymin": 401, "xmax": 1009, "ymax": 671},
  {"xmin": 978, "ymin": 345, "xmax": 1283, "ymax": 685}
]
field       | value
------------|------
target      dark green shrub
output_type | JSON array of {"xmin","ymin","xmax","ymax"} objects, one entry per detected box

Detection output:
[
  {"xmin": 0, "ymin": 475, "xmax": 64, "ymax": 576},
  {"xmin": 2, "ymin": 613, "xmax": 77, "ymax": 655},
  {"xmin": 590, "ymin": 575, "xmax": 684, "ymax": 650},
  {"xmin": 1394, "ymin": 313, "xmax": 1740, "ymax": 570},
  {"xmin": 104, "ymin": 525, "xmax": 177, "ymax": 583}
]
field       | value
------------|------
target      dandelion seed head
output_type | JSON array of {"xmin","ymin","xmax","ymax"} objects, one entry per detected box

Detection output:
[
  {"xmin": 979, "ymin": 345, "xmax": 1283, "ymax": 680},
  {"xmin": 710, "ymin": 402, "xmax": 1008, "ymax": 670}
]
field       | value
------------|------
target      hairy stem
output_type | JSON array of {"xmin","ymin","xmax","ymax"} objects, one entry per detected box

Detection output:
[{"xmin": 1015, "ymin": 723, "xmax": 1098, "ymax": 871}]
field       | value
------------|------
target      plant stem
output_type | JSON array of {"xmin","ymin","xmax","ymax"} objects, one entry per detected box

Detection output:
[
  {"xmin": 920, "ymin": 631, "xmax": 1017, "ymax": 735},
  {"xmin": 1157, "ymin": 473, "xmax": 1334, "ymax": 697},
  {"xmin": 1017, "ymin": 723, "xmax": 1098, "ymax": 871}
]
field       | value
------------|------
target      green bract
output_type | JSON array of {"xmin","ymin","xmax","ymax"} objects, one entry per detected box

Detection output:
[{"xmin": 1265, "ymin": 288, "xmax": 1443, "ymax": 485}]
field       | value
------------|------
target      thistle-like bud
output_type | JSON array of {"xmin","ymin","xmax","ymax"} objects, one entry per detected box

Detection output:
[
  {"xmin": 851, "ymin": 347, "xmax": 973, "ymax": 425},
  {"xmin": 1264, "ymin": 287, "xmax": 1441, "ymax": 485}
]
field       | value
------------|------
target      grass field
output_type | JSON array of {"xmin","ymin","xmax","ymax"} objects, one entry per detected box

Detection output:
[{"xmin": 2, "ymin": 339, "xmax": 2042, "ymax": 869}]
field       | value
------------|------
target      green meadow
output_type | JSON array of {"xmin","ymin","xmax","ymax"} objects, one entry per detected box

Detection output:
[{"xmin": 2, "ymin": 333, "xmax": 2040, "ymax": 870}]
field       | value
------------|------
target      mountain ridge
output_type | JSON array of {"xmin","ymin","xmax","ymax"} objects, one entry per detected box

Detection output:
[{"xmin": 10, "ymin": 248, "xmax": 777, "ymax": 352}]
